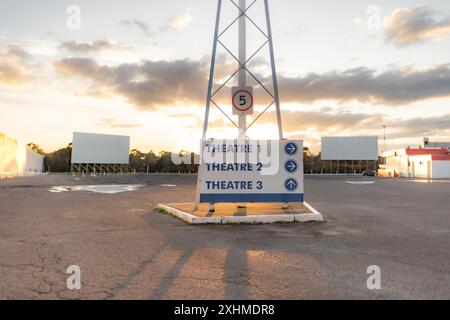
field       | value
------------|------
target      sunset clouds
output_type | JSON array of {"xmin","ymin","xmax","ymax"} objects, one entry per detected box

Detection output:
[
  {"xmin": 59, "ymin": 39, "xmax": 132, "ymax": 53},
  {"xmin": 52, "ymin": 54, "xmax": 450, "ymax": 109},
  {"xmin": 277, "ymin": 64, "xmax": 450, "ymax": 105},
  {"xmin": 53, "ymin": 57, "xmax": 207, "ymax": 109},
  {"xmin": 384, "ymin": 5, "xmax": 450, "ymax": 46},
  {"xmin": 119, "ymin": 19, "xmax": 154, "ymax": 37},
  {"xmin": 0, "ymin": 44, "xmax": 35, "ymax": 85},
  {"xmin": 161, "ymin": 12, "xmax": 193, "ymax": 32}
]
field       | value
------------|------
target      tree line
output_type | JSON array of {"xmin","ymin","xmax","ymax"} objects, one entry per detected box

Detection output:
[
  {"xmin": 29, "ymin": 143, "xmax": 375, "ymax": 174},
  {"xmin": 32, "ymin": 143, "xmax": 199, "ymax": 173}
]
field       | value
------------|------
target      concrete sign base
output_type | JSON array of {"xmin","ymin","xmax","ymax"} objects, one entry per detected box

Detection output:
[{"xmin": 156, "ymin": 203, "xmax": 323, "ymax": 225}]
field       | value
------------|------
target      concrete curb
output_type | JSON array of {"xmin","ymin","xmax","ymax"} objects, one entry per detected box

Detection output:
[
  {"xmin": 299, "ymin": 202, "xmax": 324, "ymax": 223},
  {"xmin": 156, "ymin": 203, "xmax": 324, "ymax": 225}
]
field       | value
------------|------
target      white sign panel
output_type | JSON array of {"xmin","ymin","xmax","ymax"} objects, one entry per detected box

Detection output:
[
  {"xmin": 232, "ymin": 87, "xmax": 254, "ymax": 115},
  {"xmin": 199, "ymin": 140, "xmax": 304, "ymax": 203},
  {"xmin": 71, "ymin": 132, "xmax": 130, "ymax": 164},
  {"xmin": 321, "ymin": 136, "xmax": 378, "ymax": 161}
]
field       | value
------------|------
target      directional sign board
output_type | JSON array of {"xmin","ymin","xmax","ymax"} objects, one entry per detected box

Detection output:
[
  {"xmin": 199, "ymin": 140, "xmax": 304, "ymax": 203},
  {"xmin": 232, "ymin": 87, "xmax": 254, "ymax": 115}
]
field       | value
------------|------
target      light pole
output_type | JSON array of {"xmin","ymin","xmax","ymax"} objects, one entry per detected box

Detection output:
[{"xmin": 382, "ymin": 125, "xmax": 387, "ymax": 166}]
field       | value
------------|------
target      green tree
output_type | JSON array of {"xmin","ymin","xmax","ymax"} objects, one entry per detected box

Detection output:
[
  {"xmin": 143, "ymin": 151, "xmax": 158, "ymax": 172},
  {"xmin": 157, "ymin": 151, "xmax": 177, "ymax": 172},
  {"xmin": 129, "ymin": 149, "xmax": 146, "ymax": 172},
  {"xmin": 27, "ymin": 143, "xmax": 46, "ymax": 155},
  {"xmin": 44, "ymin": 143, "xmax": 72, "ymax": 172}
]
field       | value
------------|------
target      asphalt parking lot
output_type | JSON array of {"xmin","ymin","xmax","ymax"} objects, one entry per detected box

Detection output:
[{"xmin": 1, "ymin": 174, "xmax": 450, "ymax": 299}]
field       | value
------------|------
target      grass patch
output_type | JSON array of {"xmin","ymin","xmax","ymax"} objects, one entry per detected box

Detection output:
[{"xmin": 154, "ymin": 207, "xmax": 169, "ymax": 215}]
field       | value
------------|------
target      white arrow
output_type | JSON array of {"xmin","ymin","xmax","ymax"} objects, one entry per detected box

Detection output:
[
  {"xmin": 286, "ymin": 179, "xmax": 297, "ymax": 190},
  {"xmin": 286, "ymin": 144, "xmax": 297, "ymax": 154},
  {"xmin": 286, "ymin": 161, "xmax": 297, "ymax": 172}
]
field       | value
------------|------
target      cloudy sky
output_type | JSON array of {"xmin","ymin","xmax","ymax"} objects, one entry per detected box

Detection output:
[{"xmin": 1, "ymin": 0, "xmax": 450, "ymax": 153}]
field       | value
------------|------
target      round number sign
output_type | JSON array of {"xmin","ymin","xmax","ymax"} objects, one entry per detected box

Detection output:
[{"xmin": 232, "ymin": 89, "xmax": 253, "ymax": 113}]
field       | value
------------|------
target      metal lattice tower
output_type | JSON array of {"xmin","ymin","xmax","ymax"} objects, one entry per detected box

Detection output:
[{"xmin": 202, "ymin": 0, "xmax": 284, "ymax": 141}]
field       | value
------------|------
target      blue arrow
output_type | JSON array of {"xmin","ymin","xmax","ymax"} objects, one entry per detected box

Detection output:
[
  {"xmin": 285, "ymin": 142, "xmax": 298, "ymax": 155},
  {"xmin": 285, "ymin": 178, "xmax": 298, "ymax": 192},
  {"xmin": 285, "ymin": 160, "xmax": 298, "ymax": 173}
]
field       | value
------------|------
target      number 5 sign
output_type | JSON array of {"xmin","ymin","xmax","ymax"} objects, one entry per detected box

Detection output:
[{"xmin": 232, "ymin": 87, "xmax": 254, "ymax": 115}]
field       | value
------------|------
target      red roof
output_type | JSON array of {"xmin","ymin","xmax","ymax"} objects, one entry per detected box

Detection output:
[
  {"xmin": 406, "ymin": 148, "xmax": 449, "ymax": 156},
  {"xmin": 432, "ymin": 155, "xmax": 450, "ymax": 161}
]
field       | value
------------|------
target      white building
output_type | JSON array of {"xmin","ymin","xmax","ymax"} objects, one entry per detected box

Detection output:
[
  {"xmin": 0, "ymin": 133, "xmax": 44, "ymax": 179},
  {"xmin": 423, "ymin": 137, "xmax": 450, "ymax": 150},
  {"xmin": 380, "ymin": 148, "xmax": 450, "ymax": 179}
]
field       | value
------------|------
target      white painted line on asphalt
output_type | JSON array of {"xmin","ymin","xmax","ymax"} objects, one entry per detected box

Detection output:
[
  {"xmin": 49, "ymin": 184, "xmax": 145, "ymax": 194},
  {"xmin": 346, "ymin": 181, "xmax": 375, "ymax": 185},
  {"xmin": 160, "ymin": 184, "xmax": 177, "ymax": 187}
]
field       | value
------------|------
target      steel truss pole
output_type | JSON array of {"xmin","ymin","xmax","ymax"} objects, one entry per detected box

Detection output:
[
  {"xmin": 264, "ymin": 0, "xmax": 284, "ymax": 140},
  {"xmin": 238, "ymin": 0, "xmax": 247, "ymax": 139},
  {"xmin": 198, "ymin": 0, "xmax": 222, "ymax": 211},
  {"xmin": 202, "ymin": 0, "xmax": 223, "ymax": 141}
]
